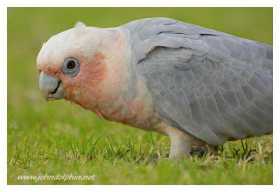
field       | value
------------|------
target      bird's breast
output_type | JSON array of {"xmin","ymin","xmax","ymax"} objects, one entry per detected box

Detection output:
[{"xmin": 92, "ymin": 78, "xmax": 161, "ymax": 131}]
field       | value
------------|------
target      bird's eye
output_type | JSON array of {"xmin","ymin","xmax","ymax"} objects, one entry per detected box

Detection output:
[
  {"xmin": 62, "ymin": 57, "xmax": 80, "ymax": 77},
  {"xmin": 66, "ymin": 60, "xmax": 76, "ymax": 69}
]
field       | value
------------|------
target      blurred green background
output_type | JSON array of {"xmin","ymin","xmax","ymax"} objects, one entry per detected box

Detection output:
[{"xmin": 8, "ymin": 8, "xmax": 272, "ymax": 184}]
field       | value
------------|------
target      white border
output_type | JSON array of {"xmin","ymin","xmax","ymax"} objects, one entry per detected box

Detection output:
[
  {"xmin": 1, "ymin": 0, "xmax": 278, "ymax": 7},
  {"xmin": 273, "ymin": 3, "xmax": 280, "ymax": 189},
  {"xmin": 2, "ymin": 186, "xmax": 278, "ymax": 192},
  {"xmin": 1, "ymin": 1, "xmax": 7, "ymax": 191},
  {"xmin": 1, "ymin": 0, "xmax": 279, "ymax": 192}
]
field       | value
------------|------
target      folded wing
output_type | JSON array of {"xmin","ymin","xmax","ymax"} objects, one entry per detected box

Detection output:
[{"xmin": 123, "ymin": 18, "xmax": 273, "ymax": 145}]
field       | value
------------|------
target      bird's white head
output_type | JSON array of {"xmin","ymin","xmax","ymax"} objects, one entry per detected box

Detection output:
[{"xmin": 37, "ymin": 22, "xmax": 129, "ymax": 111}]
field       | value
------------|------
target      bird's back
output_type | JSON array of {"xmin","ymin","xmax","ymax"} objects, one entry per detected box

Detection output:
[{"xmin": 122, "ymin": 17, "xmax": 272, "ymax": 145}]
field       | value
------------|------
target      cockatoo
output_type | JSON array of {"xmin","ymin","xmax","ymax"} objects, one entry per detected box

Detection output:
[{"xmin": 37, "ymin": 18, "xmax": 272, "ymax": 158}]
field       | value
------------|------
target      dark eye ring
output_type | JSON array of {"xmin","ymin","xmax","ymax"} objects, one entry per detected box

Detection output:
[{"xmin": 62, "ymin": 57, "xmax": 80, "ymax": 77}]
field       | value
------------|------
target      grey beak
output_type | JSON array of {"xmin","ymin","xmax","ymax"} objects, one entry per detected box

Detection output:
[{"xmin": 39, "ymin": 72, "xmax": 64, "ymax": 100}]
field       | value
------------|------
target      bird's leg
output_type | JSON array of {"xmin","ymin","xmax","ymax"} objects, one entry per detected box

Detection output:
[
  {"xmin": 168, "ymin": 129, "xmax": 193, "ymax": 159},
  {"xmin": 155, "ymin": 122, "xmax": 209, "ymax": 159}
]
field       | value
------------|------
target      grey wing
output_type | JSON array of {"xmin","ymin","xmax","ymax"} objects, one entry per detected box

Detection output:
[{"xmin": 123, "ymin": 18, "xmax": 273, "ymax": 145}]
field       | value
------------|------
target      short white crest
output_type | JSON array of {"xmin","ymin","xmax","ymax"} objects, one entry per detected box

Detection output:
[{"xmin": 74, "ymin": 21, "xmax": 86, "ymax": 29}]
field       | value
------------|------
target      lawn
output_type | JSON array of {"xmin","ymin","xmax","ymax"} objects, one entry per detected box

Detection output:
[{"xmin": 7, "ymin": 7, "xmax": 273, "ymax": 184}]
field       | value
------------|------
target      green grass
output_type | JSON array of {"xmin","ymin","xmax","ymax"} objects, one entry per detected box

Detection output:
[{"xmin": 8, "ymin": 7, "xmax": 273, "ymax": 184}]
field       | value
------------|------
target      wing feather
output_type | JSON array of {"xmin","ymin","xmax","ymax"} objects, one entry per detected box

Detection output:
[{"xmin": 123, "ymin": 18, "xmax": 272, "ymax": 145}]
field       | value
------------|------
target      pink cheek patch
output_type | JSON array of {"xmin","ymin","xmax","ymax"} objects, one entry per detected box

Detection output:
[
  {"xmin": 79, "ymin": 52, "xmax": 107, "ymax": 96},
  {"xmin": 85, "ymin": 52, "xmax": 107, "ymax": 83},
  {"xmin": 60, "ymin": 74, "xmax": 80, "ymax": 101},
  {"xmin": 62, "ymin": 52, "xmax": 108, "ymax": 108}
]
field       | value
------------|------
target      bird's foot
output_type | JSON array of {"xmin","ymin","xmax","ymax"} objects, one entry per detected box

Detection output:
[{"xmin": 190, "ymin": 145, "xmax": 218, "ymax": 157}]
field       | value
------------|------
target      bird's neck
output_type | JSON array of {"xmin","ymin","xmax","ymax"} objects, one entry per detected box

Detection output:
[
  {"xmin": 75, "ymin": 28, "xmax": 157, "ymax": 129},
  {"xmin": 91, "ymin": 28, "xmax": 148, "ymax": 124}
]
